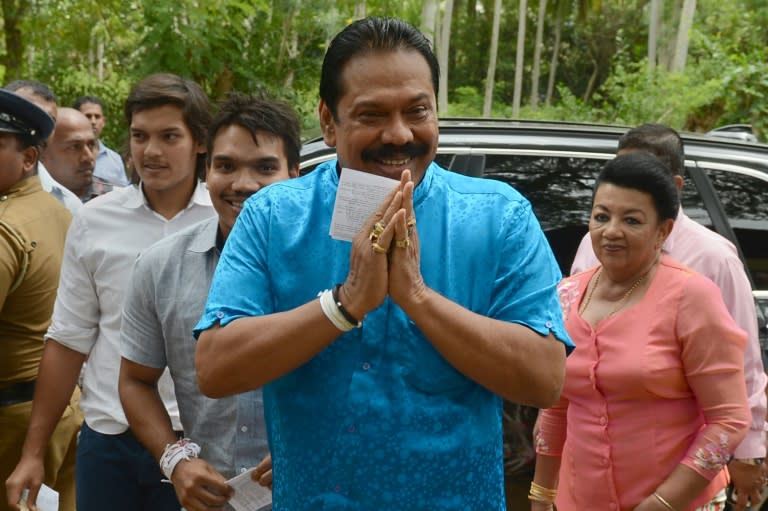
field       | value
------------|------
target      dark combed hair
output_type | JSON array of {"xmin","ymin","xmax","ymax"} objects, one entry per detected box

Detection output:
[
  {"xmin": 207, "ymin": 92, "xmax": 302, "ymax": 170},
  {"xmin": 124, "ymin": 73, "xmax": 211, "ymax": 181},
  {"xmin": 4, "ymin": 79, "xmax": 57, "ymax": 103},
  {"xmin": 595, "ymin": 152, "xmax": 680, "ymax": 221},
  {"xmin": 618, "ymin": 123, "xmax": 685, "ymax": 177},
  {"xmin": 319, "ymin": 16, "xmax": 439, "ymax": 119},
  {"xmin": 73, "ymin": 95, "xmax": 104, "ymax": 110}
]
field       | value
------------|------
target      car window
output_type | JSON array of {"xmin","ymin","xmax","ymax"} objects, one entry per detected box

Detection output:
[
  {"xmin": 703, "ymin": 167, "xmax": 768, "ymax": 290},
  {"xmin": 477, "ymin": 154, "xmax": 604, "ymax": 275},
  {"xmin": 680, "ymin": 168, "xmax": 714, "ymax": 229}
]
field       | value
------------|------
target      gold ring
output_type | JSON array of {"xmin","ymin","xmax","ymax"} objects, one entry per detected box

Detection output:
[
  {"xmin": 373, "ymin": 222, "xmax": 385, "ymax": 235},
  {"xmin": 395, "ymin": 238, "xmax": 410, "ymax": 248},
  {"xmin": 368, "ymin": 231, "xmax": 379, "ymax": 242},
  {"xmin": 371, "ymin": 242, "xmax": 388, "ymax": 254},
  {"xmin": 406, "ymin": 216, "xmax": 416, "ymax": 228}
]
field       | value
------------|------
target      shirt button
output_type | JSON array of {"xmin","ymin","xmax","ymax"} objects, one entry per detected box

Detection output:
[
  {"xmin": 240, "ymin": 467, "xmax": 247, "ymax": 474},
  {"xmin": 599, "ymin": 417, "xmax": 607, "ymax": 425},
  {"xmin": 216, "ymin": 311, "xmax": 225, "ymax": 319},
  {"xmin": 545, "ymin": 321, "xmax": 553, "ymax": 328},
  {"xmin": 334, "ymin": 485, "xmax": 342, "ymax": 493},
  {"xmin": 240, "ymin": 425, "xmax": 248, "ymax": 432},
  {"xmin": 362, "ymin": 362, "xmax": 371, "ymax": 371},
  {"xmin": 347, "ymin": 425, "xmax": 355, "ymax": 433}
]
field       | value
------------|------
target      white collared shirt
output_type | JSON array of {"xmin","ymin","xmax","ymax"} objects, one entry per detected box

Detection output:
[
  {"xmin": 47, "ymin": 181, "xmax": 215, "ymax": 434},
  {"xmin": 37, "ymin": 162, "xmax": 83, "ymax": 214}
]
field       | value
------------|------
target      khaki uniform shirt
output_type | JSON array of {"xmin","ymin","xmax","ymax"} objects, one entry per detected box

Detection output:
[{"xmin": 0, "ymin": 175, "xmax": 72, "ymax": 387}]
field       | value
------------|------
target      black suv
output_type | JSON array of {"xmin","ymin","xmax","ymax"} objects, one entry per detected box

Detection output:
[{"xmin": 300, "ymin": 118, "xmax": 768, "ymax": 357}]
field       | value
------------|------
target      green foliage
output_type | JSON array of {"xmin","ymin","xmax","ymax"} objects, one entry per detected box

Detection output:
[
  {"xmin": 53, "ymin": 68, "xmax": 133, "ymax": 151},
  {"xmin": 3, "ymin": 0, "xmax": 768, "ymax": 144}
]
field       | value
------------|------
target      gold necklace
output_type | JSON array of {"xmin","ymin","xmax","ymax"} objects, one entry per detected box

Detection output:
[{"xmin": 579, "ymin": 266, "xmax": 652, "ymax": 318}]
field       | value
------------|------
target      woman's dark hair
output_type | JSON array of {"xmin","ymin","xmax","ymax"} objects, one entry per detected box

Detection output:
[
  {"xmin": 594, "ymin": 152, "xmax": 680, "ymax": 222},
  {"xmin": 320, "ymin": 16, "xmax": 439, "ymax": 120},
  {"xmin": 124, "ymin": 73, "xmax": 211, "ymax": 182}
]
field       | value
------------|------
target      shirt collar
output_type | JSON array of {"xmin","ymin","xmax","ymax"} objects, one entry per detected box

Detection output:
[
  {"xmin": 661, "ymin": 207, "xmax": 685, "ymax": 254},
  {"xmin": 188, "ymin": 216, "xmax": 221, "ymax": 254},
  {"xmin": 3, "ymin": 175, "xmax": 43, "ymax": 198},
  {"xmin": 124, "ymin": 180, "xmax": 212, "ymax": 210},
  {"xmin": 327, "ymin": 158, "xmax": 435, "ymax": 207}
]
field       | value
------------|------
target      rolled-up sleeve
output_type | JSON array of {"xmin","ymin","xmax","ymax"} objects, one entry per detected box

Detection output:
[{"xmin": 46, "ymin": 214, "xmax": 100, "ymax": 354}]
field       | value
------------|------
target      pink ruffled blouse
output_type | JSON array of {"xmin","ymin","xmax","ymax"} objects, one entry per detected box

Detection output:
[{"xmin": 538, "ymin": 256, "xmax": 750, "ymax": 511}]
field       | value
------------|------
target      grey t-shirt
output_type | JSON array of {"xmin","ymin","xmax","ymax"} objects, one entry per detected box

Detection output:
[{"xmin": 121, "ymin": 217, "xmax": 268, "ymax": 478}]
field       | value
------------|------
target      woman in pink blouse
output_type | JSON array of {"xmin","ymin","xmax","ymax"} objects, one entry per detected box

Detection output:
[{"xmin": 531, "ymin": 152, "xmax": 750, "ymax": 511}]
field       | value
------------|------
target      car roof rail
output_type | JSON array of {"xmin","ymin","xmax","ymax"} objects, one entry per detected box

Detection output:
[{"xmin": 705, "ymin": 124, "xmax": 758, "ymax": 143}]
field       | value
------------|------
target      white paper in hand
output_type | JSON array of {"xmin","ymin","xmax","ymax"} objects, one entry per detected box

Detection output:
[
  {"xmin": 330, "ymin": 168, "xmax": 399, "ymax": 241},
  {"xmin": 19, "ymin": 485, "xmax": 59, "ymax": 511},
  {"xmin": 226, "ymin": 467, "xmax": 272, "ymax": 511}
]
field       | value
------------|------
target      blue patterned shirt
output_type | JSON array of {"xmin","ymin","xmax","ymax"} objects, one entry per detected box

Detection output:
[{"xmin": 195, "ymin": 161, "xmax": 573, "ymax": 510}]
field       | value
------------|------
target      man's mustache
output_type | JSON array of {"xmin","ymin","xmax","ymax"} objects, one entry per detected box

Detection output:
[{"xmin": 361, "ymin": 143, "xmax": 429, "ymax": 162}]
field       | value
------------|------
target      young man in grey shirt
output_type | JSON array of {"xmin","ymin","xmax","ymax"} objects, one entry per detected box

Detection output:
[{"xmin": 118, "ymin": 92, "xmax": 301, "ymax": 511}]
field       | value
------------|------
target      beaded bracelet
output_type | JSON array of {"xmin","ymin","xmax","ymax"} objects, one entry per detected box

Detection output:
[{"xmin": 159, "ymin": 438, "xmax": 201, "ymax": 480}]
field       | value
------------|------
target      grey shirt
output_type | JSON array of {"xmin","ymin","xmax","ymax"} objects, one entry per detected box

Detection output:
[{"xmin": 120, "ymin": 217, "xmax": 268, "ymax": 478}]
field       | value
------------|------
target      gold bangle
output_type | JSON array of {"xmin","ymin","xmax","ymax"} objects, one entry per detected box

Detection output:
[
  {"xmin": 528, "ymin": 492, "xmax": 555, "ymax": 503},
  {"xmin": 528, "ymin": 481, "xmax": 557, "ymax": 503},
  {"xmin": 653, "ymin": 492, "xmax": 679, "ymax": 511}
]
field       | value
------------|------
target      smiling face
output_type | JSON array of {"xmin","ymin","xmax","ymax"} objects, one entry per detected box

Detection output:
[
  {"xmin": 130, "ymin": 104, "xmax": 203, "ymax": 197},
  {"xmin": 589, "ymin": 183, "xmax": 673, "ymax": 279},
  {"xmin": 319, "ymin": 49, "xmax": 439, "ymax": 184},
  {"xmin": 207, "ymin": 124, "xmax": 298, "ymax": 240}
]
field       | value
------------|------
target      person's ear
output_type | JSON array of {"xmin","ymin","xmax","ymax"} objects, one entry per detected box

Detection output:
[
  {"xmin": 21, "ymin": 146, "xmax": 38, "ymax": 177},
  {"xmin": 673, "ymin": 175, "xmax": 684, "ymax": 191},
  {"xmin": 289, "ymin": 164, "xmax": 300, "ymax": 178},
  {"xmin": 318, "ymin": 100, "xmax": 336, "ymax": 148},
  {"xmin": 656, "ymin": 218, "xmax": 674, "ymax": 250}
]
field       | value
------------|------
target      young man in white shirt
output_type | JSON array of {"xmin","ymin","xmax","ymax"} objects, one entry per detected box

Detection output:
[{"xmin": 6, "ymin": 73, "xmax": 216, "ymax": 511}]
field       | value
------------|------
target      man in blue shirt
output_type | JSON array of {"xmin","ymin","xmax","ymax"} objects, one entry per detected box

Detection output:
[
  {"xmin": 195, "ymin": 16, "xmax": 572, "ymax": 510},
  {"xmin": 73, "ymin": 95, "xmax": 129, "ymax": 186}
]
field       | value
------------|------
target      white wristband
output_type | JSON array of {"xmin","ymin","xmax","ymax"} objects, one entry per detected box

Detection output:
[
  {"xmin": 159, "ymin": 438, "xmax": 201, "ymax": 480},
  {"xmin": 318, "ymin": 289, "xmax": 355, "ymax": 332}
]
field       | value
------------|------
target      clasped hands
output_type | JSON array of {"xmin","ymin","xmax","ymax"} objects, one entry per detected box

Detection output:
[{"xmin": 340, "ymin": 169, "xmax": 426, "ymax": 320}]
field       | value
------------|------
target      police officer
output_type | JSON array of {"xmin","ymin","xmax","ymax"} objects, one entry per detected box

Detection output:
[{"xmin": 1, "ymin": 89, "xmax": 81, "ymax": 511}]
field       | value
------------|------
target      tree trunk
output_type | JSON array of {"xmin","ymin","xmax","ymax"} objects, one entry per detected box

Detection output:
[
  {"xmin": 0, "ymin": 0, "xmax": 32, "ymax": 80},
  {"xmin": 545, "ymin": 1, "xmax": 563, "ymax": 106},
  {"xmin": 512, "ymin": 0, "xmax": 528, "ymax": 117},
  {"xmin": 438, "ymin": 0, "xmax": 454, "ymax": 114},
  {"xmin": 529, "ymin": 0, "xmax": 547, "ymax": 107},
  {"xmin": 354, "ymin": 0, "xmax": 366, "ymax": 19},
  {"xmin": 671, "ymin": 0, "xmax": 696, "ymax": 72},
  {"xmin": 420, "ymin": 0, "xmax": 438, "ymax": 45},
  {"xmin": 483, "ymin": 0, "xmax": 503, "ymax": 117},
  {"xmin": 648, "ymin": 0, "xmax": 662, "ymax": 70}
]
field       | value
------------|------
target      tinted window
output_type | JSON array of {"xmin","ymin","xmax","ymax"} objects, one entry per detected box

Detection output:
[
  {"xmin": 479, "ymin": 154, "xmax": 605, "ymax": 274},
  {"xmin": 680, "ymin": 169, "xmax": 714, "ymax": 228},
  {"xmin": 704, "ymin": 168, "xmax": 768, "ymax": 290}
]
